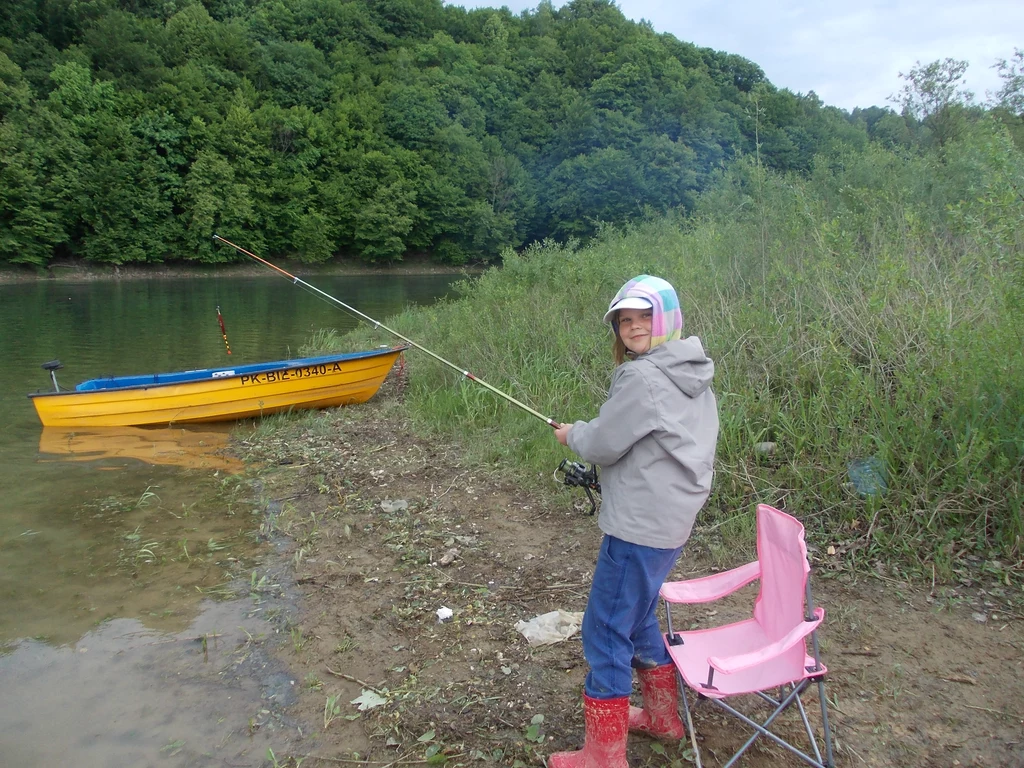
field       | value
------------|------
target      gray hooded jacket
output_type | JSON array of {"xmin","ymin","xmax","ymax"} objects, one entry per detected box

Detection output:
[{"xmin": 567, "ymin": 336, "xmax": 719, "ymax": 549}]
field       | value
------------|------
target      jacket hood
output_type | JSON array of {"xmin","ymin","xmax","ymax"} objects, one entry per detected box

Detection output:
[
  {"xmin": 642, "ymin": 336, "xmax": 714, "ymax": 398},
  {"xmin": 606, "ymin": 275, "xmax": 683, "ymax": 351}
]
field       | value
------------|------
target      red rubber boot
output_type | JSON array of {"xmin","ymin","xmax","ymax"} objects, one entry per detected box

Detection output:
[
  {"xmin": 548, "ymin": 694, "xmax": 630, "ymax": 768},
  {"xmin": 628, "ymin": 664, "xmax": 685, "ymax": 740}
]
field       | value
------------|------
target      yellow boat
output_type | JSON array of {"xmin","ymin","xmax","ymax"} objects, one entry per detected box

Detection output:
[
  {"xmin": 29, "ymin": 346, "xmax": 407, "ymax": 428},
  {"xmin": 38, "ymin": 425, "xmax": 244, "ymax": 473}
]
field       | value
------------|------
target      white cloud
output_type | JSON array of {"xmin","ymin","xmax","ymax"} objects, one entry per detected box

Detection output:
[{"xmin": 448, "ymin": 1, "xmax": 1023, "ymax": 110}]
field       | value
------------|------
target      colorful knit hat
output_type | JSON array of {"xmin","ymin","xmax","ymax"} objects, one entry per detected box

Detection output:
[{"xmin": 604, "ymin": 275, "xmax": 683, "ymax": 350}]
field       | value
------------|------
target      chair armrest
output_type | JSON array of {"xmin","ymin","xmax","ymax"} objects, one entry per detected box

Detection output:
[
  {"xmin": 660, "ymin": 560, "xmax": 760, "ymax": 604},
  {"xmin": 708, "ymin": 607, "xmax": 825, "ymax": 675}
]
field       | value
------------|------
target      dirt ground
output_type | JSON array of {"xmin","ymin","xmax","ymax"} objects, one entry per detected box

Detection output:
[{"xmin": 238, "ymin": 381, "xmax": 1024, "ymax": 768}]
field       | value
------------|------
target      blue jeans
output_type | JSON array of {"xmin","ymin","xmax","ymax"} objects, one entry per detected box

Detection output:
[{"xmin": 583, "ymin": 534, "xmax": 683, "ymax": 699}]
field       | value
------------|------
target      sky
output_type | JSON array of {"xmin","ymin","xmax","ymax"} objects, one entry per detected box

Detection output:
[{"xmin": 449, "ymin": 1, "xmax": 1023, "ymax": 111}]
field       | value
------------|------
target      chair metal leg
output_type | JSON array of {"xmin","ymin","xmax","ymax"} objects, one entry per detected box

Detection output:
[
  {"xmin": 816, "ymin": 677, "xmax": 836, "ymax": 768},
  {"xmin": 755, "ymin": 690, "xmax": 783, "ymax": 707},
  {"xmin": 678, "ymin": 670, "xmax": 703, "ymax": 768},
  {"xmin": 794, "ymin": 687, "xmax": 823, "ymax": 765},
  {"xmin": 715, "ymin": 683, "xmax": 831, "ymax": 768}
]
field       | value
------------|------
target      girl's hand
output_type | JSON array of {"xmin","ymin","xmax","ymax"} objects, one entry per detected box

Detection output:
[{"xmin": 554, "ymin": 422, "xmax": 573, "ymax": 446}]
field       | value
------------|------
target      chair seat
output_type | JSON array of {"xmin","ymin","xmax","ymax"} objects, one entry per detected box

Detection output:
[{"xmin": 665, "ymin": 618, "xmax": 826, "ymax": 699}]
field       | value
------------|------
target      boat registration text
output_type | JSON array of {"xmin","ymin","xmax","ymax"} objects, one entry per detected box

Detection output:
[{"xmin": 239, "ymin": 363, "xmax": 344, "ymax": 386}]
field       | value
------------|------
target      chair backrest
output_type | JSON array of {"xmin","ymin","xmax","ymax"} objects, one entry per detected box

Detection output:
[{"xmin": 752, "ymin": 504, "xmax": 811, "ymax": 641}]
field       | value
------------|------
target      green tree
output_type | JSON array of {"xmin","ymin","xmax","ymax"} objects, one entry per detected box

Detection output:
[
  {"xmin": 893, "ymin": 58, "xmax": 974, "ymax": 147},
  {"xmin": 164, "ymin": 2, "xmax": 218, "ymax": 66},
  {"xmin": 3, "ymin": 32, "xmax": 64, "ymax": 98},
  {"xmin": 326, "ymin": 148, "xmax": 421, "ymax": 262},
  {"xmin": 545, "ymin": 147, "xmax": 641, "ymax": 239},
  {"xmin": 83, "ymin": 9, "xmax": 168, "ymax": 88},
  {"xmin": 481, "ymin": 12, "xmax": 510, "ymax": 66},
  {"xmin": 382, "ymin": 82, "xmax": 449, "ymax": 149},
  {"xmin": 255, "ymin": 103, "xmax": 342, "ymax": 261},
  {"xmin": 46, "ymin": 61, "xmax": 178, "ymax": 262},
  {"xmin": 366, "ymin": 0, "xmax": 443, "ymax": 42},
  {"xmin": 182, "ymin": 148, "xmax": 262, "ymax": 262},
  {"xmin": 255, "ymin": 40, "xmax": 331, "ymax": 108},
  {"xmin": 634, "ymin": 134, "xmax": 698, "ymax": 211},
  {"xmin": 0, "ymin": 118, "xmax": 67, "ymax": 265},
  {"xmin": 0, "ymin": 50, "xmax": 31, "ymax": 118},
  {"xmin": 0, "ymin": 0, "xmax": 41, "ymax": 42},
  {"xmin": 990, "ymin": 49, "xmax": 1024, "ymax": 149},
  {"xmin": 991, "ymin": 48, "xmax": 1024, "ymax": 115},
  {"xmin": 75, "ymin": 118, "xmax": 179, "ymax": 263}
]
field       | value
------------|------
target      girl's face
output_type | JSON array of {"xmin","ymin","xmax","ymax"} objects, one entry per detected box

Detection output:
[{"xmin": 617, "ymin": 308, "xmax": 653, "ymax": 356}]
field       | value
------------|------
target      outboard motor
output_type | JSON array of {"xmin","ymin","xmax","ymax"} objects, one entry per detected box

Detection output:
[{"xmin": 41, "ymin": 360, "xmax": 63, "ymax": 392}]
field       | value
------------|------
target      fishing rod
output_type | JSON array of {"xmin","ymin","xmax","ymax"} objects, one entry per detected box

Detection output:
[
  {"xmin": 212, "ymin": 234, "xmax": 558, "ymax": 427},
  {"xmin": 216, "ymin": 305, "xmax": 232, "ymax": 355}
]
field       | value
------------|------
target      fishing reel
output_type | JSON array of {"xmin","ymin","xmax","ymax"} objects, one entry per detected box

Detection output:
[{"xmin": 555, "ymin": 458, "xmax": 601, "ymax": 515}]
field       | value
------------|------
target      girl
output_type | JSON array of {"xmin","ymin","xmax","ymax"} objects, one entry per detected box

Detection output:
[{"xmin": 550, "ymin": 275, "xmax": 719, "ymax": 768}]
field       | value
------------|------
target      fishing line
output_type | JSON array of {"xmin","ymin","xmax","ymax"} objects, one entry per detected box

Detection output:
[{"xmin": 212, "ymin": 235, "xmax": 557, "ymax": 427}]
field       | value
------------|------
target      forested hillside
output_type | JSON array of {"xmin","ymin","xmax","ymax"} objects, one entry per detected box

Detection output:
[{"xmin": 3, "ymin": 0, "xmax": 884, "ymax": 266}]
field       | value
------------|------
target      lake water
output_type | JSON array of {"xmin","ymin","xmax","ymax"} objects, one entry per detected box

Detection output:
[{"xmin": 0, "ymin": 271, "xmax": 460, "ymax": 766}]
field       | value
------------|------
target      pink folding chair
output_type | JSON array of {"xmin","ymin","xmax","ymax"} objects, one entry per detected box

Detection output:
[{"xmin": 661, "ymin": 504, "xmax": 835, "ymax": 768}]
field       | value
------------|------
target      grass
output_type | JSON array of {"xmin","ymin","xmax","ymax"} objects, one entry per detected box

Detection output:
[
  {"xmin": 334, "ymin": 635, "xmax": 358, "ymax": 654},
  {"xmin": 297, "ymin": 121, "xmax": 1024, "ymax": 582}
]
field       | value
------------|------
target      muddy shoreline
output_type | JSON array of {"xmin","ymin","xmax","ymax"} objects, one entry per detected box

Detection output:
[{"xmin": 233, "ymin": 383, "xmax": 1024, "ymax": 768}]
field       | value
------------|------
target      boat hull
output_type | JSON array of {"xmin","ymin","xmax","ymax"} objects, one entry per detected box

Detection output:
[{"xmin": 29, "ymin": 347, "xmax": 406, "ymax": 428}]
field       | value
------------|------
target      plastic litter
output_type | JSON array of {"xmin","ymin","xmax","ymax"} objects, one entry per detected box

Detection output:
[
  {"xmin": 515, "ymin": 610, "xmax": 585, "ymax": 646},
  {"xmin": 380, "ymin": 499, "xmax": 409, "ymax": 513},
  {"xmin": 847, "ymin": 456, "xmax": 888, "ymax": 498}
]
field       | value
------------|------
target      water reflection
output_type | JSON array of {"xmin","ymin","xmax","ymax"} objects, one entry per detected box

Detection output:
[{"xmin": 38, "ymin": 426, "xmax": 245, "ymax": 473}]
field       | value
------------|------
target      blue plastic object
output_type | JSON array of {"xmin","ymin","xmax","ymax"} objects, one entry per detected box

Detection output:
[{"xmin": 847, "ymin": 456, "xmax": 888, "ymax": 498}]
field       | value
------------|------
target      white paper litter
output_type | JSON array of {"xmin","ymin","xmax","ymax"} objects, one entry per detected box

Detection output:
[
  {"xmin": 515, "ymin": 610, "xmax": 585, "ymax": 646},
  {"xmin": 436, "ymin": 606, "xmax": 454, "ymax": 622},
  {"xmin": 350, "ymin": 689, "xmax": 388, "ymax": 711}
]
